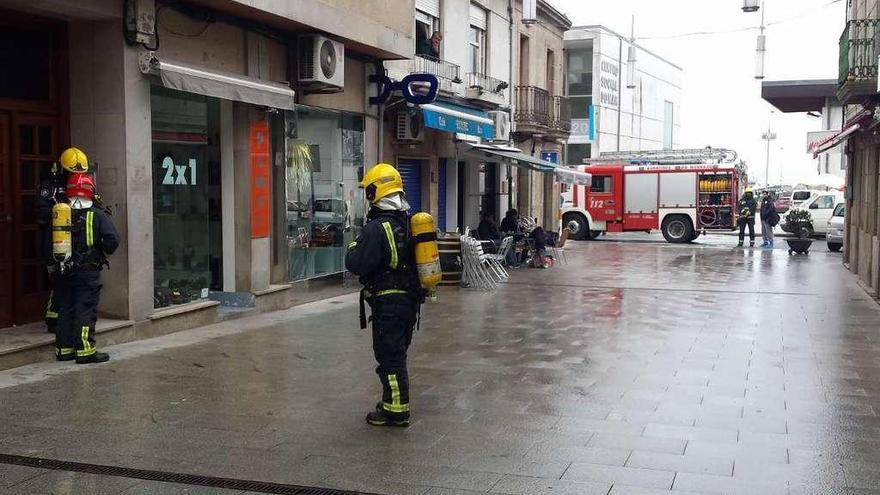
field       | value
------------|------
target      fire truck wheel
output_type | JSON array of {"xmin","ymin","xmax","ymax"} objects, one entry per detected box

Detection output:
[
  {"xmin": 563, "ymin": 213, "xmax": 590, "ymax": 241},
  {"xmin": 661, "ymin": 215, "xmax": 694, "ymax": 244}
]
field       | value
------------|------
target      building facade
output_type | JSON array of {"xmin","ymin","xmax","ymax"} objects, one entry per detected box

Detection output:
[
  {"xmin": 834, "ymin": 0, "xmax": 880, "ymax": 299},
  {"xmin": 0, "ymin": 0, "xmax": 411, "ymax": 339},
  {"xmin": 511, "ymin": 0, "xmax": 572, "ymax": 228},
  {"xmin": 380, "ymin": 0, "xmax": 572, "ymax": 234},
  {"xmin": 564, "ymin": 25, "xmax": 683, "ymax": 166}
]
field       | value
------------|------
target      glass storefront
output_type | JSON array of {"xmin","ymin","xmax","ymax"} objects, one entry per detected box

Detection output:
[
  {"xmin": 151, "ymin": 86, "xmax": 223, "ymax": 308},
  {"xmin": 284, "ymin": 106, "xmax": 365, "ymax": 281}
]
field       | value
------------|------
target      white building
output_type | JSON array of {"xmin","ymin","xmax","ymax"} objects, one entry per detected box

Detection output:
[{"xmin": 564, "ymin": 25, "xmax": 683, "ymax": 165}]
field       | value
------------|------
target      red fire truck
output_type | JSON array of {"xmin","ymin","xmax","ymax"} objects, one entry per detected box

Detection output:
[{"xmin": 560, "ymin": 149, "xmax": 745, "ymax": 243}]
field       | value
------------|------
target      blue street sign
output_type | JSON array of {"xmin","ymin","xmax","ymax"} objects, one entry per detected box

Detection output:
[{"xmin": 540, "ymin": 151, "xmax": 559, "ymax": 164}]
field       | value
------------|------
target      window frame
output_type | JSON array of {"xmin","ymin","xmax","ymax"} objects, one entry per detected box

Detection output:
[{"xmin": 468, "ymin": 24, "xmax": 486, "ymax": 75}]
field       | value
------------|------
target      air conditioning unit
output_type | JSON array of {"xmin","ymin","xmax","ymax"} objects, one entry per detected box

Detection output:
[
  {"xmin": 488, "ymin": 111, "xmax": 510, "ymax": 142},
  {"xmin": 396, "ymin": 112, "xmax": 424, "ymax": 142},
  {"xmin": 299, "ymin": 35, "xmax": 344, "ymax": 88}
]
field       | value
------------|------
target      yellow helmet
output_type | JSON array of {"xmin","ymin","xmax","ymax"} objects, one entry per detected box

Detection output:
[
  {"xmin": 59, "ymin": 147, "xmax": 89, "ymax": 173},
  {"xmin": 360, "ymin": 163, "xmax": 404, "ymax": 204}
]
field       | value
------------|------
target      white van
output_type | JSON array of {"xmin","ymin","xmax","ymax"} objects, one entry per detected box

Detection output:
[{"xmin": 781, "ymin": 192, "xmax": 843, "ymax": 235}]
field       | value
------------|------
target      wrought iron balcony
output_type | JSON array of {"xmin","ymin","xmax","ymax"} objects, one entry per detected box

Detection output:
[
  {"xmin": 838, "ymin": 18, "xmax": 880, "ymax": 103},
  {"xmin": 550, "ymin": 95, "xmax": 571, "ymax": 135},
  {"xmin": 514, "ymin": 85, "xmax": 550, "ymax": 134},
  {"xmin": 467, "ymin": 72, "xmax": 508, "ymax": 95},
  {"xmin": 414, "ymin": 54, "xmax": 461, "ymax": 83}
]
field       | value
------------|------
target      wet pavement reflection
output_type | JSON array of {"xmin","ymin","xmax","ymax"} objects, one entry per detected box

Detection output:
[{"xmin": 1, "ymin": 235, "xmax": 879, "ymax": 494}]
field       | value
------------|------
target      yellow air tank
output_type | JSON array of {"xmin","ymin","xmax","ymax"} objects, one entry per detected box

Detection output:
[
  {"xmin": 410, "ymin": 212, "xmax": 442, "ymax": 294},
  {"xmin": 52, "ymin": 202, "xmax": 72, "ymax": 263}
]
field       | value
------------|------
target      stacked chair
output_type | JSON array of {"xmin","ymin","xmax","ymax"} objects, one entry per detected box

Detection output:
[{"xmin": 459, "ymin": 235, "xmax": 513, "ymax": 290}]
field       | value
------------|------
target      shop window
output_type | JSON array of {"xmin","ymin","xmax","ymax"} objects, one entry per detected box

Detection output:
[
  {"xmin": 285, "ymin": 106, "xmax": 365, "ymax": 282},
  {"xmin": 567, "ymin": 143, "xmax": 591, "ymax": 166},
  {"xmin": 151, "ymin": 86, "xmax": 222, "ymax": 309}
]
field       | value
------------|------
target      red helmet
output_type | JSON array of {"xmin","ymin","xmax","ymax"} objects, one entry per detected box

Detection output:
[{"xmin": 67, "ymin": 173, "xmax": 96, "ymax": 201}]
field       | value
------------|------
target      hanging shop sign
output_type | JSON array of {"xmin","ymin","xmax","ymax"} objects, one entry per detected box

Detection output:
[
  {"xmin": 250, "ymin": 121, "xmax": 271, "ymax": 238},
  {"xmin": 369, "ymin": 73, "xmax": 439, "ymax": 105}
]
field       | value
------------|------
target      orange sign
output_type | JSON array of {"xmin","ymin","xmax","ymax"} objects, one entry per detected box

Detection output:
[{"xmin": 250, "ymin": 121, "xmax": 270, "ymax": 238}]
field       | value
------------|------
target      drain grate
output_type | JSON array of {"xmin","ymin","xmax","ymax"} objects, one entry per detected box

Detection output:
[{"xmin": 0, "ymin": 453, "xmax": 376, "ymax": 495}]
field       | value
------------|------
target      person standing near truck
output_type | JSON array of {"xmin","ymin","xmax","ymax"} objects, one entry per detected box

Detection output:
[
  {"xmin": 737, "ymin": 188, "xmax": 758, "ymax": 247},
  {"xmin": 760, "ymin": 190, "xmax": 779, "ymax": 248}
]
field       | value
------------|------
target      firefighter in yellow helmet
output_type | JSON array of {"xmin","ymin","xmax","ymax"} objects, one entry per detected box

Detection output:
[
  {"xmin": 345, "ymin": 163, "xmax": 422, "ymax": 427},
  {"xmin": 36, "ymin": 147, "xmax": 91, "ymax": 334},
  {"xmin": 737, "ymin": 187, "xmax": 758, "ymax": 247}
]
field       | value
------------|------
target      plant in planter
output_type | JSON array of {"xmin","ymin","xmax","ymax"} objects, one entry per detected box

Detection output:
[{"xmin": 784, "ymin": 209, "xmax": 814, "ymax": 255}]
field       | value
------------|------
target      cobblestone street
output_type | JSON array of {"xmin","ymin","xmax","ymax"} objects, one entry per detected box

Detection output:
[{"xmin": 1, "ymin": 236, "xmax": 879, "ymax": 495}]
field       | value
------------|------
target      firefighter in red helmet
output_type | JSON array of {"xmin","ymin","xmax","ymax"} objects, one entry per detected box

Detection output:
[{"xmin": 52, "ymin": 173, "xmax": 119, "ymax": 364}]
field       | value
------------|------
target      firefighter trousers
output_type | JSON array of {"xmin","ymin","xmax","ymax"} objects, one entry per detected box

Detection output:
[
  {"xmin": 370, "ymin": 292, "xmax": 418, "ymax": 418},
  {"xmin": 738, "ymin": 218, "xmax": 755, "ymax": 242},
  {"xmin": 45, "ymin": 289, "xmax": 58, "ymax": 333},
  {"xmin": 54, "ymin": 270, "xmax": 102, "ymax": 359}
]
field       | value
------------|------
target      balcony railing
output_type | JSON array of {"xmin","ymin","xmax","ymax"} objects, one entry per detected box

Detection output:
[
  {"xmin": 839, "ymin": 18, "xmax": 880, "ymax": 100},
  {"xmin": 414, "ymin": 54, "xmax": 461, "ymax": 82},
  {"xmin": 514, "ymin": 85, "xmax": 550, "ymax": 128},
  {"xmin": 551, "ymin": 95, "xmax": 571, "ymax": 133},
  {"xmin": 467, "ymin": 72, "xmax": 508, "ymax": 96}
]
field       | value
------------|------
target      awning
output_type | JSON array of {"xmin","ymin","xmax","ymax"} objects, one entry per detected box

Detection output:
[
  {"xmin": 140, "ymin": 54, "xmax": 296, "ymax": 110},
  {"xmin": 464, "ymin": 143, "xmax": 556, "ymax": 172},
  {"xmin": 556, "ymin": 167, "xmax": 591, "ymax": 185},
  {"xmin": 811, "ymin": 123, "xmax": 859, "ymax": 158},
  {"xmin": 422, "ymin": 102, "xmax": 494, "ymax": 139}
]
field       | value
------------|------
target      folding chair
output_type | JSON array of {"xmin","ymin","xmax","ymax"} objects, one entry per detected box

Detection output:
[{"xmin": 551, "ymin": 228, "xmax": 570, "ymax": 265}]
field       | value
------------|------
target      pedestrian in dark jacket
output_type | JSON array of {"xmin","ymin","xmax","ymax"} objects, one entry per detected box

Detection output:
[
  {"xmin": 477, "ymin": 212, "xmax": 500, "ymax": 241},
  {"xmin": 760, "ymin": 191, "xmax": 778, "ymax": 248},
  {"xmin": 738, "ymin": 188, "xmax": 758, "ymax": 247},
  {"xmin": 499, "ymin": 209, "xmax": 520, "ymax": 233}
]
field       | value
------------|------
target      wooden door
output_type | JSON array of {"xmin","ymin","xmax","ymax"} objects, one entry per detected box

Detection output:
[
  {"xmin": 0, "ymin": 114, "xmax": 12, "ymax": 327},
  {"xmin": 10, "ymin": 114, "xmax": 57, "ymax": 325}
]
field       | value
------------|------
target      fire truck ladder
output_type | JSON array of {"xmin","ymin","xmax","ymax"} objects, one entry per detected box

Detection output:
[{"xmin": 584, "ymin": 147, "xmax": 739, "ymax": 166}]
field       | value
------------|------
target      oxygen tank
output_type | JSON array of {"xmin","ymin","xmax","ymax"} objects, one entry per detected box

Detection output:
[
  {"xmin": 52, "ymin": 202, "xmax": 72, "ymax": 263},
  {"xmin": 410, "ymin": 212, "xmax": 442, "ymax": 295}
]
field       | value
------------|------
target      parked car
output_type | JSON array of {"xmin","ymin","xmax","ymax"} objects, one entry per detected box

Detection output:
[
  {"xmin": 826, "ymin": 202, "xmax": 845, "ymax": 252},
  {"xmin": 781, "ymin": 192, "xmax": 843, "ymax": 235},
  {"xmin": 774, "ymin": 191, "xmax": 791, "ymax": 213},
  {"xmin": 790, "ymin": 189, "xmax": 819, "ymax": 208}
]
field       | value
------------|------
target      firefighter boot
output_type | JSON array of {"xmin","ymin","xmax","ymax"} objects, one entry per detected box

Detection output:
[
  {"xmin": 366, "ymin": 408, "xmax": 410, "ymax": 427},
  {"xmin": 55, "ymin": 348, "xmax": 75, "ymax": 362},
  {"xmin": 749, "ymin": 241, "xmax": 755, "ymax": 247},
  {"xmin": 737, "ymin": 241, "xmax": 743, "ymax": 247},
  {"xmin": 76, "ymin": 351, "xmax": 110, "ymax": 365}
]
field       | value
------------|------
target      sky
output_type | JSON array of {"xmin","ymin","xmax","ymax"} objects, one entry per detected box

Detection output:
[{"xmin": 550, "ymin": 0, "xmax": 843, "ymax": 185}]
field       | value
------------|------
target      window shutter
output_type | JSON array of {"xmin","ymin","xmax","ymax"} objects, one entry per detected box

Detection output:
[
  {"xmin": 469, "ymin": 3, "xmax": 487, "ymax": 30},
  {"xmin": 416, "ymin": 0, "xmax": 440, "ymax": 18}
]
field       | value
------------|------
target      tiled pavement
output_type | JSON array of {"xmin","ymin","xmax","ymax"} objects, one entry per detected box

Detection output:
[{"xmin": 1, "ymin": 235, "xmax": 880, "ymax": 494}]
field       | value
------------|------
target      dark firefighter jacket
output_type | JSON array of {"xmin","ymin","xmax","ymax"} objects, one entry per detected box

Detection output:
[
  {"xmin": 738, "ymin": 195, "xmax": 757, "ymax": 220},
  {"xmin": 69, "ymin": 207, "xmax": 120, "ymax": 271},
  {"xmin": 345, "ymin": 209, "xmax": 419, "ymax": 296}
]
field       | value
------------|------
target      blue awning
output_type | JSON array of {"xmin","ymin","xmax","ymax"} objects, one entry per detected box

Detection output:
[
  {"xmin": 421, "ymin": 102, "xmax": 494, "ymax": 139},
  {"xmin": 464, "ymin": 144, "xmax": 557, "ymax": 173}
]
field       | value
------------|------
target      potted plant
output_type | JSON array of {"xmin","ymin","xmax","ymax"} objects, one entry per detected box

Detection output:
[{"xmin": 784, "ymin": 209, "xmax": 814, "ymax": 255}]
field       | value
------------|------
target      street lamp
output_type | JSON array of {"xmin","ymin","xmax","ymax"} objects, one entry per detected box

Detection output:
[
  {"xmin": 762, "ymin": 113, "xmax": 777, "ymax": 186},
  {"xmin": 626, "ymin": 16, "xmax": 637, "ymax": 89},
  {"xmin": 742, "ymin": 0, "xmax": 760, "ymax": 12},
  {"xmin": 754, "ymin": 2, "xmax": 767, "ymax": 79}
]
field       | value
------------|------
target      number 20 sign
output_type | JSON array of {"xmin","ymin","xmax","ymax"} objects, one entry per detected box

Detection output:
[{"xmin": 160, "ymin": 157, "xmax": 197, "ymax": 186}]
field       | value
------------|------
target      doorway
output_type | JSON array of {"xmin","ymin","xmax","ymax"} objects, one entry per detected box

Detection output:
[
  {"xmin": 0, "ymin": 113, "xmax": 60, "ymax": 327},
  {"xmin": 0, "ymin": 16, "xmax": 67, "ymax": 327}
]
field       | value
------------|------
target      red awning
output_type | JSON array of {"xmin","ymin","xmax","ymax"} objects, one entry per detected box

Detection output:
[{"xmin": 811, "ymin": 123, "xmax": 860, "ymax": 158}]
